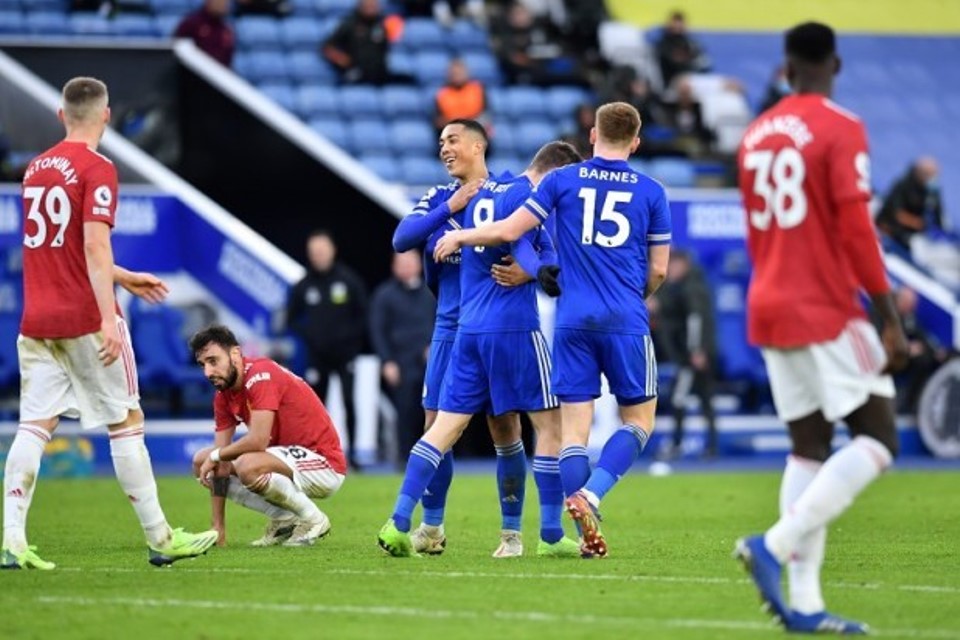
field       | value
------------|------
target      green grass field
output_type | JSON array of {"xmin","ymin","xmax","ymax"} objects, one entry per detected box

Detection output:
[{"xmin": 2, "ymin": 469, "xmax": 958, "ymax": 640}]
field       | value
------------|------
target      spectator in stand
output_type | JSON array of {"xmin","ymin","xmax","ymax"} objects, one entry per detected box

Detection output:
[
  {"xmin": 877, "ymin": 157, "xmax": 960, "ymax": 288},
  {"xmin": 759, "ymin": 64, "xmax": 791, "ymax": 113},
  {"xmin": 654, "ymin": 10, "xmax": 711, "ymax": 90},
  {"xmin": 654, "ymin": 250, "xmax": 718, "ymax": 460},
  {"xmin": 369, "ymin": 251, "xmax": 436, "ymax": 468},
  {"xmin": 286, "ymin": 230, "xmax": 369, "ymax": 471},
  {"xmin": 401, "ymin": 0, "xmax": 486, "ymax": 26},
  {"xmin": 559, "ymin": 102, "xmax": 595, "ymax": 159},
  {"xmin": 174, "ymin": 0, "xmax": 235, "ymax": 68},
  {"xmin": 661, "ymin": 79, "xmax": 715, "ymax": 159},
  {"xmin": 321, "ymin": 0, "xmax": 413, "ymax": 86},
  {"xmin": 489, "ymin": 1, "xmax": 588, "ymax": 87},
  {"xmin": 595, "ymin": 64, "xmax": 675, "ymax": 157},
  {"xmin": 872, "ymin": 286, "xmax": 952, "ymax": 414},
  {"xmin": 433, "ymin": 58, "xmax": 489, "ymax": 139}
]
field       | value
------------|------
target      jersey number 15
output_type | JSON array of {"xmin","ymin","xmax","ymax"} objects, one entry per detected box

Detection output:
[{"xmin": 23, "ymin": 185, "xmax": 72, "ymax": 249}]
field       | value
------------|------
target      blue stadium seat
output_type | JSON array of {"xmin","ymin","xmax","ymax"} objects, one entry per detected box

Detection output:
[
  {"xmin": 382, "ymin": 84, "xmax": 426, "ymax": 118},
  {"xmin": 486, "ymin": 87, "xmax": 507, "ymax": 119},
  {"xmin": 315, "ymin": 0, "xmax": 354, "ymax": 17},
  {"xmin": 489, "ymin": 120, "xmax": 516, "ymax": 154},
  {"xmin": 149, "ymin": 0, "xmax": 194, "ymax": 14},
  {"xmin": 648, "ymin": 158, "xmax": 696, "ymax": 188},
  {"xmin": 347, "ymin": 118, "xmax": 392, "ymax": 154},
  {"xmin": 127, "ymin": 300, "xmax": 208, "ymax": 392},
  {"xmin": 244, "ymin": 50, "xmax": 290, "ymax": 83},
  {"xmin": 387, "ymin": 50, "xmax": 415, "ymax": 77},
  {"xmin": 399, "ymin": 155, "xmax": 448, "ymax": 186},
  {"xmin": 235, "ymin": 16, "xmax": 283, "ymax": 50},
  {"xmin": 295, "ymin": 84, "xmax": 338, "ymax": 118},
  {"xmin": 412, "ymin": 50, "xmax": 451, "ymax": 86},
  {"xmin": 287, "ymin": 51, "xmax": 337, "ymax": 84},
  {"xmin": 288, "ymin": 0, "xmax": 318, "ymax": 15},
  {"xmin": 111, "ymin": 14, "xmax": 158, "ymax": 37},
  {"xmin": 336, "ymin": 85, "xmax": 382, "ymax": 118},
  {"xmin": 546, "ymin": 85, "xmax": 591, "ymax": 120},
  {"xmin": 459, "ymin": 51, "xmax": 501, "ymax": 85},
  {"xmin": 0, "ymin": 0, "xmax": 21, "ymax": 9},
  {"xmin": 513, "ymin": 121, "xmax": 558, "ymax": 156},
  {"xmin": 396, "ymin": 17, "xmax": 446, "ymax": 51},
  {"xmin": 25, "ymin": 0, "xmax": 67, "ymax": 10},
  {"xmin": 359, "ymin": 153, "xmax": 401, "ymax": 182},
  {"xmin": 503, "ymin": 86, "xmax": 547, "ymax": 119},
  {"xmin": 488, "ymin": 152, "xmax": 525, "ymax": 177},
  {"xmin": 308, "ymin": 116, "xmax": 349, "ymax": 147},
  {"xmin": 70, "ymin": 12, "xmax": 116, "ymax": 35},
  {"xmin": 155, "ymin": 14, "xmax": 181, "ymax": 37},
  {"xmin": 389, "ymin": 118, "xmax": 435, "ymax": 155},
  {"xmin": 260, "ymin": 82, "xmax": 297, "ymax": 111},
  {"xmin": 448, "ymin": 19, "xmax": 489, "ymax": 53},
  {"xmin": 280, "ymin": 16, "xmax": 324, "ymax": 50},
  {"xmin": 27, "ymin": 11, "xmax": 71, "ymax": 34},
  {"xmin": 0, "ymin": 10, "xmax": 25, "ymax": 33},
  {"xmin": 0, "ymin": 312, "xmax": 19, "ymax": 391}
]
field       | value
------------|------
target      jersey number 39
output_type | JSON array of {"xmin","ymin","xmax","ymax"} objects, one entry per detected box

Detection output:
[{"xmin": 23, "ymin": 185, "xmax": 72, "ymax": 249}]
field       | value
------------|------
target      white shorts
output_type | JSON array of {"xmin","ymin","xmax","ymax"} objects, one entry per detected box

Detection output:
[
  {"xmin": 762, "ymin": 319, "xmax": 896, "ymax": 423},
  {"xmin": 18, "ymin": 317, "xmax": 141, "ymax": 429},
  {"xmin": 266, "ymin": 445, "xmax": 345, "ymax": 499}
]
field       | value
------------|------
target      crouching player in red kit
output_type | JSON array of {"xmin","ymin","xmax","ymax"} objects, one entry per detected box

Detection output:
[{"xmin": 190, "ymin": 325, "xmax": 347, "ymax": 547}]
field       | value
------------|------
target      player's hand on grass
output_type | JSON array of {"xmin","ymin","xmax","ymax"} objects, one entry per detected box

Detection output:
[
  {"xmin": 536, "ymin": 265, "xmax": 562, "ymax": 297},
  {"xmin": 881, "ymin": 323, "xmax": 910, "ymax": 374},
  {"xmin": 491, "ymin": 256, "xmax": 533, "ymax": 287},
  {"xmin": 447, "ymin": 178, "xmax": 485, "ymax": 212},
  {"xmin": 119, "ymin": 271, "xmax": 170, "ymax": 304},
  {"xmin": 98, "ymin": 318, "xmax": 122, "ymax": 366},
  {"xmin": 434, "ymin": 230, "xmax": 465, "ymax": 262},
  {"xmin": 198, "ymin": 457, "xmax": 217, "ymax": 489}
]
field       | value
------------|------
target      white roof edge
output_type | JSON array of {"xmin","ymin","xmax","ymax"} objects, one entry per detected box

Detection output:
[
  {"xmin": 0, "ymin": 47, "xmax": 306, "ymax": 284},
  {"xmin": 172, "ymin": 39, "xmax": 410, "ymax": 219}
]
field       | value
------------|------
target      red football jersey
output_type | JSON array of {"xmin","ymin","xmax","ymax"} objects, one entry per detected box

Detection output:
[
  {"xmin": 214, "ymin": 357, "xmax": 347, "ymax": 475},
  {"xmin": 738, "ymin": 94, "xmax": 881, "ymax": 347},
  {"xmin": 20, "ymin": 140, "xmax": 118, "ymax": 339}
]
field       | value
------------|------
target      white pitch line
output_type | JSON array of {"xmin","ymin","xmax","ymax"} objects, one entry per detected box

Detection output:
[
  {"xmin": 32, "ymin": 596, "xmax": 960, "ymax": 639},
  {"xmin": 54, "ymin": 566, "xmax": 960, "ymax": 596}
]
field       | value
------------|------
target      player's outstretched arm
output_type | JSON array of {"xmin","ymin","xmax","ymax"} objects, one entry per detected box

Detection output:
[
  {"xmin": 434, "ymin": 207, "xmax": 541, "ymax": 261},
  {"xmin": 645, "ymin": 244, "xmax": 670, "ymax": 299},
  {"xmin": 114, "ymin": 266, "xmax": 170, "ymax": 304}
]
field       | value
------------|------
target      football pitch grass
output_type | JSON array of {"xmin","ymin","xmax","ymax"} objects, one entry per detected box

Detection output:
[{"xmin": 2, "ymin": 468, "xmax": 958, "ymax": 640}]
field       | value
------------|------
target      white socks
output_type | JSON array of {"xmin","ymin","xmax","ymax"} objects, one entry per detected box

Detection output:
[
  {"xmin": 248, "ymin": 472, "xmax": 322, "ymax": 521},
  {"xmin": 779, "ymin": 455, "xmax": 827, "ymax": 614},
  {"xmin": 109, "ymin": 424, "xmax": 172, "ymax": 548},
  {"xmin": 2, "ymin": 425, "xmax": 50, "ymax": 553},
  {"xmin": 227, "ymin": 477, "xmax": 295, "ymax": 521},
  {"xmin": 766, "ymin": 435, "xmax": 892, "ymax": 566}
]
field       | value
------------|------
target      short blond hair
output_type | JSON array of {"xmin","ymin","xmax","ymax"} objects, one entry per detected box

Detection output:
[
  {"xmin": 61, "ymin": 77, "xmax": 108, "ymax": 124},
  {"xmin": 595, "ymin": 102, "xmax": 641, "ymax": 148}
]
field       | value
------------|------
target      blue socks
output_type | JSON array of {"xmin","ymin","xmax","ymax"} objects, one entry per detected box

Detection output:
[
  {"xmin": 391, "ymin": 440, "xmax": 442, "ymax": 532},
  {"xmin": 495, "ymin": 440, "xmax": 526, "ymax": 531},
  {"xmin": 421, "ymin": 450, "xmax": 454, "ymax": 526},
  {"xmin": 532, "ymin": 455, "xmax": 564, "ymax": 544},
  {"xmin": 584, "ymin": 424, "xmax": 649, "ymax": 502},
  {"xmin": 559, "ymin": 444, "xmax": 590, "ymax": 497}
]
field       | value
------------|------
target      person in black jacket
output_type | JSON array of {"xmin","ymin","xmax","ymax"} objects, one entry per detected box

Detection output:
[
  {"xmin": 654, "ymin": 250, "xmax": 719, "ymax": 459},
  {"xmin": 369, "ymin": 250, "xmax": 436, "ymax": 467},
  {"xmin": 286, "ymin": 230, "xmax": 368, "ymax": 470}
]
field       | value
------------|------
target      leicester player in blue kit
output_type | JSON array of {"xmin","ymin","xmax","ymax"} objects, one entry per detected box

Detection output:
[
  {"xmin": 391, "ymin": 119, "xmax": 549, "ymax": 557},
  {"xmin": 379, "ymin": 141, "xmax": 585, "ymax": 558},
  {"xmin": 435, "ymin": 102, "xmax": 671, "ymax": 558}
]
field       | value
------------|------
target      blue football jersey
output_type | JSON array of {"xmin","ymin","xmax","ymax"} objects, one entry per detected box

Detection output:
[
  {"xmin": 524, "ymin": 156, "xmax": 671, "ymax": 335},
  {"xmin": 458, "ymin": 174, "xmax": 553, "ymax": 333},
  {"xmin": 394, "ymin": 181, "xmax": 464, "ymax": 341}
]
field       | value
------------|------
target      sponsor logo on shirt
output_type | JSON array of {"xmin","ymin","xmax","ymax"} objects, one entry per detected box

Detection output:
[
  {"xmin": 94, "ymin": 185, "xmax": 113, "ymax": 206},
  {"xmin": 245, "ymin": 371, "xmax": 271, "ymax": 389}
]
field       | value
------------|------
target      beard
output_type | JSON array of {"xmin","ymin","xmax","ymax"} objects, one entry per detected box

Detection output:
[{"xmin": 210, "ymin": 361, "xmax": 239, "ymax": 391}]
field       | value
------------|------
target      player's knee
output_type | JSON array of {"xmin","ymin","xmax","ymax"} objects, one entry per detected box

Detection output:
[
  {"xmin": 232, "ymin": 455, "xmax": 261, "ymax": 485},
  {"xmin": 488, "ymin": 417, "xmax": 520, "ymax": 444},
  {"xmin": 790, "ymin": 440, "xmax": 831, "ymax": 463},
  {"xmin": 865, "ymin": 430, "xmax": 900, "ymax": 460}
]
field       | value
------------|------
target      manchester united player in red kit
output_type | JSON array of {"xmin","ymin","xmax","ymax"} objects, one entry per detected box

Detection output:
[
  {"xmin": 732, "ymin": 24, "xmax": 909, "ymax": 634},
  {"xmin": 1, "ymin": 77, "xmax": 219, "ymax": 569},
  {"xmin": 190, "ymin": 325, "xmax": 346, "ymax": 547}
]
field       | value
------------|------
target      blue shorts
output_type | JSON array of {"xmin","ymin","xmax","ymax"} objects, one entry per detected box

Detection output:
[
  {"xmin": 552, "ymin": 328, "xmax": 658, "ymax": 405},
  {"xmin": 439, "ymin": 330, "xmax": 558, "ymax": 416},
  {"xmin": 422, "ymin": 338, "xmax": 454, "ymax": 411}
]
